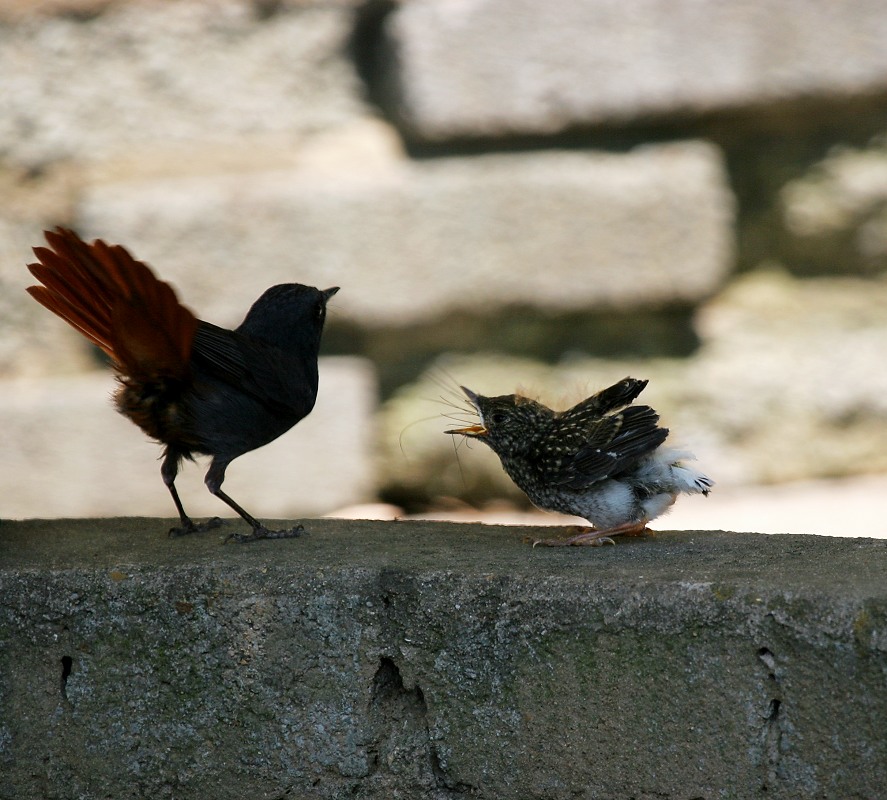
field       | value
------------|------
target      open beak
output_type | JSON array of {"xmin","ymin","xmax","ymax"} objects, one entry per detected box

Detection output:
[
  {"xmin": 445, "ymin": 423, "xmax": 487, "ymax": 437},
  {"xmin": 444, "ymin": 386, "xmax": 488, "ymax": 437}
]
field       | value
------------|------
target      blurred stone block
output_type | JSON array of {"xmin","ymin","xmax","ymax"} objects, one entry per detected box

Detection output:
[
  {"xmin": 77, "ymin": 140, "xmax": 734, "ymax": 328},
  {"xmin": 1, "ymin": 216, "xmax": 98, "ymax": 379},
  {"xmin": 2, "ymin": 356, "xmax": 377, "ymax": 519},
  {"xmin": 0, "ymin": 0, "xmax": 365, "ymax": 167},
  {"xmin": 379, "ymin": 0, "xmax": 887, "ymax": 140},
  {"xmin": 780, "ymin": 143, "xmax": 887, "ymax": 275}
]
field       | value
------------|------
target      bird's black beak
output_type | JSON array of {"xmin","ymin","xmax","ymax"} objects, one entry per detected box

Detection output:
[
  {"xmin": 322, "ymin": 287, "xmax": 340, "ymax": 302},
  {"xmin": 444, "ymin": 385, "xmax": 488, "ymax": 437}
]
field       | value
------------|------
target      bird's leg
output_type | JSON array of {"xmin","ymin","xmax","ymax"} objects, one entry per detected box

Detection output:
[
  {"xmin": 204, "ymin": 457, "xmax": 304, "ymax": 544},
  {"xmin": 162, "ymin": 449, "xmax": 223, "ymax": 537},
  {"xmin": 531, "ymin": 519, "xmax": 649, "ymax": 548}
]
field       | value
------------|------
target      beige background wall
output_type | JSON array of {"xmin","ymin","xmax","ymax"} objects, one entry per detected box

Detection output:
[{"xmin": 2, "ymin": 0, "xmax": 887, "ymax": 529}]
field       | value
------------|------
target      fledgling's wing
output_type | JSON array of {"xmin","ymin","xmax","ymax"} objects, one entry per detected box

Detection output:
[
  {"xmin": 541, "ymin": 404, "xmax": 669, "ymax": 490},
  {"xmin": 559, "ymin": 377, "xmax": 649, "ymax": 423}
]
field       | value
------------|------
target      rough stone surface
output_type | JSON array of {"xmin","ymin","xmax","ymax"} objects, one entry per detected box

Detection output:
[
  {"xmin": 380, "ymin": 0, "xmax": 887, "ymax": 140},
  {"xmin": 1, "ymin": 519, "xmax": 886, "ymax": 799},
  {"xmin": 0, "ymin": 0, "xmax": 366, "ymax": 167},
  {"xmin": 1, "ymin": 357, "xmax": 377, "ymax": 518},
  {"xmin": 75, "ymin": 140, "xmax": 734, "ymax": 326},
  {"xmin": 380, "ymin": 270, "xmax": 887, "ymax": 502}
]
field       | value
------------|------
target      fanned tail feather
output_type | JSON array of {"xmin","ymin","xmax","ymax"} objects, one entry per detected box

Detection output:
[
  {"xmin": 653, "ymin": 448, "xmax": 715, "ymax": 497},
  {"xmin": 27, "ymin": 228, "xmax": 198, "ymax": 381}
]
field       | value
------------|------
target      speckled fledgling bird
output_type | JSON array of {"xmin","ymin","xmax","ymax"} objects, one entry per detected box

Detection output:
[
  {"xmin": 26, "ymin": 228, "xmax": 339, "ymax": 542},
  {"xmin": 445, "ymin": 377, "xmax": 712, "ymax": 546}
]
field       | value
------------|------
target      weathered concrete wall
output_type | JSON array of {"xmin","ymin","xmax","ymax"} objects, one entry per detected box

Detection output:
[{"xmin": 2, "ymin": 519, "xmax": 886, "ymax": 799}]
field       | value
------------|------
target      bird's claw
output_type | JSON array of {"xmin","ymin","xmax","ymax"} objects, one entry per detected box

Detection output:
[
  {"xmin": 168, "ymin": 517, "xmax": 224, "ymax": 538},
  {"xmin": 583, "ymin": 535, "xmax": 616, "ymax": 547},
  {"xmin": 530, "ymin": 533, "xmax": 616, "ymax": 548},
  {"xmin": 529, "ymin": 519, "xmax": 649, "ymax": 548},
  {"xmin": 224, "ymin": 524, "xmax": 305, "ymax": 544}
]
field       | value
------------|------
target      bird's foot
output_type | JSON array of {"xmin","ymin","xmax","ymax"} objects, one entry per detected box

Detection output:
[
  {"xmin": 530, "ymin": 520, "xmax": 648, "ymax": 548},
  {"xmin": 224, "ymin": 523, "xmax": 305, "ymax": 544},
  {"xmin": 168, "ymin": 517, "xmax": 224, "ymax": 538},
  {"xmin": 531, "ymin": 528, "xmax": 617, "ymax": 547}
]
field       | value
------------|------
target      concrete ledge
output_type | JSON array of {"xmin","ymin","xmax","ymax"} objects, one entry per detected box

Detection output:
[{"xmin": 1, "ymin": 519, "xmax": 885, "ymax": 799}]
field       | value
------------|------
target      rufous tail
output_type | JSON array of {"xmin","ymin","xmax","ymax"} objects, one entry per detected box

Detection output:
[{"xmin": 27, "ymin": 228, "xmax": 197, "ymax": 382}]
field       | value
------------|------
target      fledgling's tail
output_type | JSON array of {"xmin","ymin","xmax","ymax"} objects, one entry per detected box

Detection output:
[{"xmin": 665, "ymin": 448, "xmax": 714, "ymax": 496}]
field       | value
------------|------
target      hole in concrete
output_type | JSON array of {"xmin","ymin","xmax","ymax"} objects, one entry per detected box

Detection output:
[
  {"xmin": 366, "ymin": 657, "xmax": 473, "ymax": 791},
  {"xmin": 370, "ymin": 656, "xmax": 405, "ymax": 706},
  {"xmin": 757, "ymin": 647, "xmax": 777, "ymax": 679},
  {"xmin": 760, "ymin": 696, "xmax": 784, "ymax": 792},
  {"xmin": 60, "ymin": 655, "xmax": 73, "ymax": 700}
]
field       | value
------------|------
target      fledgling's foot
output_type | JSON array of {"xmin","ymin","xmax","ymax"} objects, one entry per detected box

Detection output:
[
  {"xmin": 224, "ymin": 524, "xmax": 305, "ymax": 544},
  {"xmin": 168, "ymin": 517, "xmax": 224, "ymax": 538},
  {"xmin": 530, "ymin": 530, "xmax": 617, "ymax": 548},
  {"xmin": 530, "ymin": 520, "xmax": 648, "ymax": 547}
]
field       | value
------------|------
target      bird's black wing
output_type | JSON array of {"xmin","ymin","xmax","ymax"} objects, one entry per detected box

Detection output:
[
  {"xmin": 191, "ymin": 321, "xmax": 249, "ymax": 381},
  {"xmin": 543, "ymin": 405, "xmax": 669, "ymax": 490},
  {"xmin": 191, "ymin": 321, "xmax": 313, "ymax": 418}
]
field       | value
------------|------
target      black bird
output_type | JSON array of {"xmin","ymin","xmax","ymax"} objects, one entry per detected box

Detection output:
[
  {"xmin": 27, "ymin": 228, "xmax": 339, "ymax": 542},
  {"xmin": 446, "ymin": 377, "xmax": 712, "ymax": 546}
]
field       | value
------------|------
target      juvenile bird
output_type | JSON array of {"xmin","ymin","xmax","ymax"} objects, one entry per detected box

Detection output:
[
  {"xmin": 27, "ymin": 228, "xmax": 338, "ymax": 542},
  {"xmin": 445, "ymin": 377, "xmax": 712, "ymax": 546}
]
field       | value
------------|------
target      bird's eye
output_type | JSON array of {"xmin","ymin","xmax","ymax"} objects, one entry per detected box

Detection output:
[{"xmin": 489, "ymin": 412, "xmax": 506, "ymax": 425}]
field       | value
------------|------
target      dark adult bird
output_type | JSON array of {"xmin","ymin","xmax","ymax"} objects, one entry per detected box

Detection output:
[
  {"xmin": 27, "ymin": 228, "xmax": 339, "ymax": 542},
  {"xmin": 445, "ymin": 377, "xmax": 712, "ymax": 546}
]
